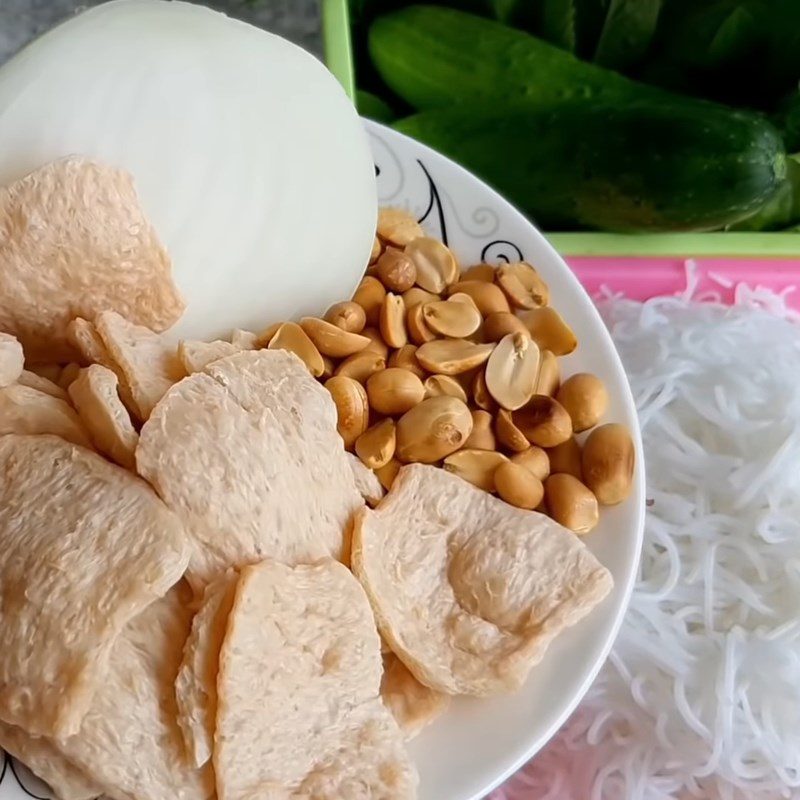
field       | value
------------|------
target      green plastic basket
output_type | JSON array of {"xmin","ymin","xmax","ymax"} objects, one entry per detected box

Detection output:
[{"xmin": 321, "ymin": 0, "xmax": 800, "ymax": 258}]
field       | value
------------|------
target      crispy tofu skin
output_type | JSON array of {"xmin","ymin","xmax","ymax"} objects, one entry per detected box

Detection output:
[
  {"xmin": 136, "ymin": 349, "xmax": 363, "ymax": 590},
  {"xmin": 0, "ymin": 158, "xmax": 183, "ymax": 362},
  {"xmin": 0, "ymin": 434, "xmax": 189, "ymax": 739},
  {"xmin": 215, "ymin": 559, "xmax": 417, "ymax": 799},
  {"xmin": 352, "ymin": 464, "xmax": 613, "ymax": 696}
]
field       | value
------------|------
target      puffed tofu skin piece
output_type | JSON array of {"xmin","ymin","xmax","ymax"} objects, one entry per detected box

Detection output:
[
  {"xmin": 66, "ymin": 317, "xmax": 116, "ymax": 368},
  {"xmin": 68, "ymin": 364, "xmax": 139, "ymax": 470},
  {"xmin": 178, "ymin": 339, "xmax": 243, "ymax": 375},
  {"xmin": 56, "ymin": 583, "xmax": 215, "ymax": 800},
  {"xmin": 214, "ymin": 559, "xmax": 417, "ymax": 800},
  {"xmin": 0, "ymin": 158, "xmax": 184, "ymax": 363},
  {"xmin": 380, "ymin": 652, "xmax": 449, "ymax": 740},
  {"xmin": 66, "ymin": 317, "xmax": 138, "ymax": 416},
  {"xmin": 0, "ymin": 333, "xmax": 23, "ymax": 387},
  {"xmin": 95, "ymin": 311, "xmax": 185, "ymax": 420},
  {"xmin": 0, "ymin": 383, "xmax": 91, "ymax": 448},
  {"xmin": 352, "ymin": 464, "xmax": 614, "ymax": 696},
  {"xmin": 0, "ymin": 434, "xmax": 189, "ymax": 739},
  {"xmin": 175, "ymin": 571, "xmax": 238, "ymax": 769},
  {"xmin": 17, "ymin": 369, "xmax": 69, "ymax": 400},
  {"xmin": 347, "ymin": 452, "xmax": 386, "ymax": 508},
  {"xmin": 0, "ymin": 720, "xmax": 102, "ymax": 800},
  {"xmin": 136, "ymin": 349, "xmax": 363, "ymax": 590}
]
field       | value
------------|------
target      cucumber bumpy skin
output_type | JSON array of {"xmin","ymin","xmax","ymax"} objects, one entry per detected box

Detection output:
[
  {"xmin": 369, "ymin": 5, "xmax": 650, "ymax": 111},
  {"xmin": 395, "ymin": 102, "xmax": 787, "ymax": 232}
]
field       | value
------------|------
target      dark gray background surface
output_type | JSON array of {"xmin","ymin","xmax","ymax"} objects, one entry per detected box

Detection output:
[{"xmin": 0, "ymin": 0, "xmax": 322, "ymax": 64}]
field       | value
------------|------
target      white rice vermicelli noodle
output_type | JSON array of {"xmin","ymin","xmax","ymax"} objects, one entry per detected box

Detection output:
[{"xmin": 493, "ymin": 282, "xmax": 800, "ymax": 800}]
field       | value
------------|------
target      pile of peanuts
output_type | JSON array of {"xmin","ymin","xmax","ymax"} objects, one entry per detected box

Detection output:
[{"xmin": 259, "ymin": 207, "xmax": 635, "ymax": 535}]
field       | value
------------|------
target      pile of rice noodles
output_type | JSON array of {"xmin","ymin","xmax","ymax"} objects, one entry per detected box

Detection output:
[{"xmin": 493, "ymin": 273, "xmax": 800, "ymax": 800}]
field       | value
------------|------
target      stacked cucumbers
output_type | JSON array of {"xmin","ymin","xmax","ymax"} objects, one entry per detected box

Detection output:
[{"xmin": 360, "ymin": 3, "xmax": 800, "ymax": 232}]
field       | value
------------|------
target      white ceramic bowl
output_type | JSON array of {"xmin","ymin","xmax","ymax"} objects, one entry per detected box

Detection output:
[
  {"xmin": 0, "ymin": 121, "xmax": 644, "ymax": 800},
  {"xmin": 369, "ymin": 121, "xmax": 645, "ymax": 800}
]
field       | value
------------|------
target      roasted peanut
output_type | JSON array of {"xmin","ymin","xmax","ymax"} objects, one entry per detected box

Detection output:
[
  {"xmin": 325, "ymin": 376, "xmax": 369, "ymax": 449},
  {"xmin": 447, "ymin": 280, "xmax": 510, "ymax": 316},
  {"xmin": 366, "ymin": 368, "xmax": 425, "ymax": 416},
  {"xmin": 376, "ymin": 247, "xmax": 417, "ymax": 292},
  {"xmin": 360, "ymin": 327, "xmax": 389, "ymax": 359},
  {"xmin": 471, "ymin": 368, "xmax": 496, "ymax": 412},
  {"xmin": 536, "ymin": 349, "xmax": 560, "ymax": 396},
  {"xmin": 377, "ymin": 207, "xmax": 424, "ymax": 246},
  {"xmin": 405, "ymin": 237, "xmax": 459, "ymax": 293},
  {"xmin": 406, "ymin": 303, "xmax": 437, "ymax": 345},
  {"xmin": 582, "ymin": 423, "xmax": 635, "ymax": 505},
  {"xmin": 369, "ymin": 236, "xmax": 382, "ymax": 264},
  {"xmin": 495, "ymin": 461, "xmax": 544, "ymax": 509},
  {"xmin": 300, "ymin": 317, "xmax": 371, "ymax": 358},
  {"xmin": 375, "ymin": 457, "xmax": 402, "ymax": 491},
  {"xmin": 268, "ymin": 322, "xmax": 325, "ymax": 377},
  {"xmin": 396, "ymin": 396, "xmax": 473, "ymax": 463},
  {"xmin": 325, "ymin": 301, "xmax": 367, "ymax": 334},
  {"xmin": 495, "ymin": 409, "xmax": 530, "ymax": 453},
  {"xmin": 485, "ymin": 333, "xmax": 540, "ymax": 411},
  {"xmin": 355, "ymin": 419, "xmax": 397, "ymax": 470},
  {"xmin": 461, "ymin": 264, "xmax": 496, "ymax": 282},
  {"xmin": 402, "ymin": 287, "xmax": 440, "ymax": 309},
  {"xmin": 335, "ymin": 351, "xmax": 385, "ymax": 383},
  {"xmin": 422, "ymin": 299, "xmax": 482, "ymax": 338},
  {"xmin": 512, "ymin": 395, "xmax": 572, "ymax": 448},
  {"xmin": 482, "ymin": 312, "xmax": 530, "ymax": 343},
  {"xmin": 443, "ymin": 448, "xmax": 508, "ymax": 491},
  {"xmin": 388, "ymin": 344, "xmax": 427, "ymax": 379},
  {"xmin": 256, "ymin": 321, "xmax": 282, "ymax": 347},
  {"xmin": 556, "ymin": 373, "xmax": 608, "ymax": 433},
  {"xmin": 545, "ymin": 474, "xmax": 599, "ymax": 534},
  {"xmin": 464, "ymin": 409, "xmax": 496, "ymax": 451},
  {"xmin": 379, "ymin": 293, "xmax": 408, "ymax": 349},
  {"xmin": 520, "ymin": 307, "xmax": 577, "ymax": 356},
  {"xmin": 352, "ymin": 276, "xmax": 386, "ymax": 327},
  {"xmin": 424, "ymin": 374, "xmax": 468, "ymax": 403},
  {"xmin": 495, "ymin": 262, "xmax": 549, "ymax": 309},
  {"xmin": 447, "ymin": 292, "xmax": 481, "ymax": 312},
  {"xmin": 416, "ymin": 340, "xmax": 494, "ymax": 375},
  {"xmin": 547, "ymin": 437, "xmax": 583, "ymax": 480},
  {"xmin": 320, "ymin": 356, "xmax": 336, "ymax": 380},
  {"xmin": 510, "ymin": 446, "xmax": 550, "ymax": 481}
]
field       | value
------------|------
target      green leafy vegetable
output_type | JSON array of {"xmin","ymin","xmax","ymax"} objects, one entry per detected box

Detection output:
[
  {"xmin": 657, "ymin": 0, "xmax": 761, "ymax": 70},
  {"xmin": 488, "ymin": 0, "xmax": 524, "ymax": 23},
  {"xmin": 594, "ymin": 0, "xmax": 662, "ymax": 69},
  {"xmin": 759, "ymin": 0, "xmax": 800, "ymax": 96},
  {"xmin": 776, "ymin": 90, "xmax": 800, "ymax": 151},
  {"xmin": 704, "ymin": 3, "xmax": 759, "ymax": 68},
  {"xmin": 573, "ymin": 0, "xmax": 611, "ymax": 58},
  {"xmin": 540, "ymin": 0, "xmax": 578, "ymax": 52}
]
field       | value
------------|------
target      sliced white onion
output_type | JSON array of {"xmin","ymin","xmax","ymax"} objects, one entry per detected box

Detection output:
[{"xmin": 0, "ymin": 0, "xmax": 376, "ymax": 342}]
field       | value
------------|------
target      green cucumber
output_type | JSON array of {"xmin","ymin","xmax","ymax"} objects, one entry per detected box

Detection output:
[
  {"xmin": 369, "ymin": 5, "xmax": 641, "ymax": 110},
  {"xmin": 729, "ymin": 155, "xmax": 800, "ymax": 231},
  {"xmin": 356, "ymin": 90, "xmax": 396, "ymax": 123},
  {"xmin": 394, "ymin": 102, "xmax": 786, "ymax": 232}
]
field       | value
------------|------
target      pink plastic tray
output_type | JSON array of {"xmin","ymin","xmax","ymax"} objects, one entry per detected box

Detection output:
[{"xmin": 567, "ymin": 256, "xmax": 800, "ymax": 310}]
